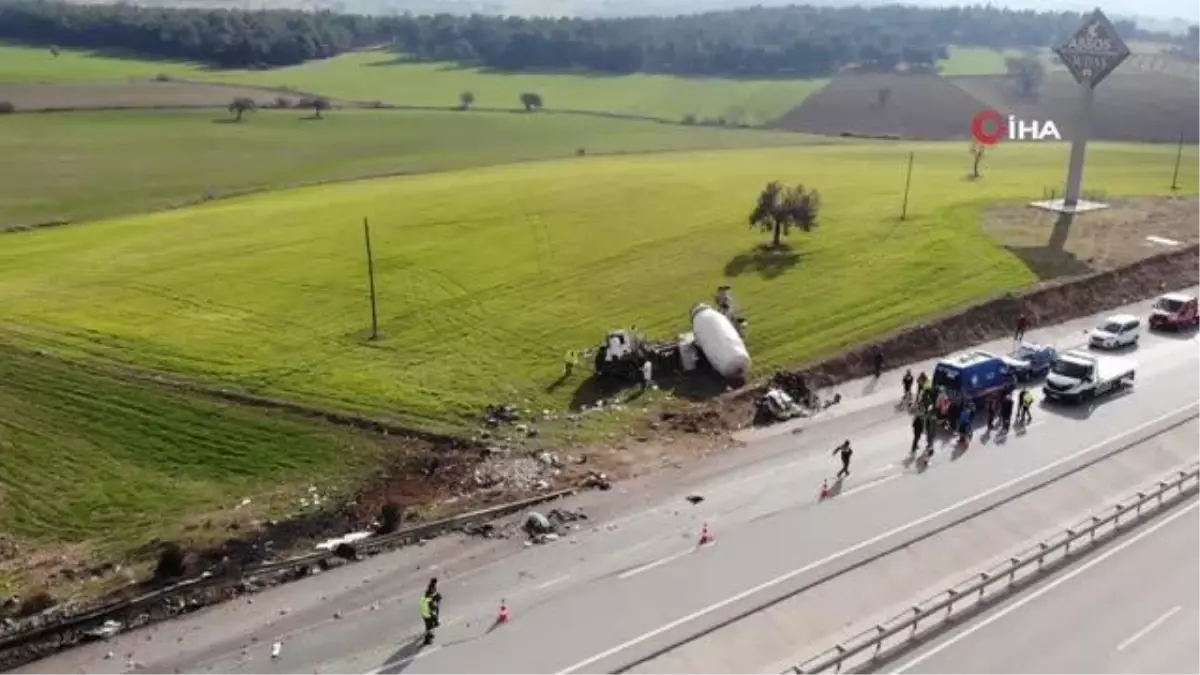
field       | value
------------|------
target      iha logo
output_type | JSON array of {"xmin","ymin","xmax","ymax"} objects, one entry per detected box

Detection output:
[{"xmin": 970, "ymin": 108, "xmax": 1062, "ymax": 145}]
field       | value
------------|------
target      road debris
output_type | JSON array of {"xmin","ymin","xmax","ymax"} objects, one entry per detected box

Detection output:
[{"xmin": 685, "ymin": 494, "xmax": 704, "ymax": 505}]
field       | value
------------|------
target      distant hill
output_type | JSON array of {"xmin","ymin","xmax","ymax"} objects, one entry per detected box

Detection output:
[{"xmin": 55, "ymin": 0, "xmax": 1200, "ymax": 23}]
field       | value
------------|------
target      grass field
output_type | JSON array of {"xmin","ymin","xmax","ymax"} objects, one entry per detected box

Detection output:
[
  {"xmin": 0, "ymin": 109, "xmax": 834, "ymax": 228},
  {"xmin": 0, "ymin": 342, "xmax": 386, "ymax": 593},
  {"xmin": 0, "ymin": 141, "xmax": 1193, "ymax": 434},
  {"xmin": 0, "ymin": 42, "xmax": 1020, "ymax": 123}
]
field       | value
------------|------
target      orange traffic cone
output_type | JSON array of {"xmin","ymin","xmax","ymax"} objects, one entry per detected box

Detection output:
[
  {"xmin": 497, "ymin": 600, "xmax": 510, "ymax": 624},
  {"xmin": 697, "ymin": 522, "xmax": 713, "ymax": 546},
  {"xmin": 818, "ymin": 479, "xmax": 830, "ymax": 501}
]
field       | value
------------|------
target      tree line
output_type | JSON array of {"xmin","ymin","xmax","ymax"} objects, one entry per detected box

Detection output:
[{"xmin": 0, "ymin": 0, "xmax": 1187, "ymax": 77}]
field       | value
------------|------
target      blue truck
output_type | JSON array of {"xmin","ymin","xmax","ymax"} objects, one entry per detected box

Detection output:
[{"xmin": 931, "ymin": 352, "xmax": 1017, "ymax": 415}]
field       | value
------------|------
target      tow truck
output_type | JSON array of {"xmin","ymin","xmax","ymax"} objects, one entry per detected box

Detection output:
[
  {"xmin": 1042, "ymin": 350, "xmax": 1136, "ymax": 404},
  {"xmin": 1148, "ymin": 292, "xmax": 1199, "ymax": 331}
]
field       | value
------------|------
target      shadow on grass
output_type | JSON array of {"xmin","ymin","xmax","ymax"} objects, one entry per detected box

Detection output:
[
  {"xmin": 211, "ymin": 117, "xmax": 245, "ymax": 124},
  {"xmin": 1001, "ymin": 213, "xmax": 1096, "ymax": 281},
  {"xmin": 566, "ymin": 368, "xmax": 732, "ymax": 411},
  {"xmin": 724, "ymin": 243, "xmax": 803, "ymax": 279}
]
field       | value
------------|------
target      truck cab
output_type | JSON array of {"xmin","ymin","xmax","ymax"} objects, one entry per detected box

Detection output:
[
  {"xmin": 932, "ymin": 352, "xmax": 1014, "ymax": 407},
  {"xmin": 1042, "ymin": 350, "xmax": 1136, "ymax": 404},
  {"xmin": 1148, "ymin": 292, "xmax": 1199, "ymax": 331}
]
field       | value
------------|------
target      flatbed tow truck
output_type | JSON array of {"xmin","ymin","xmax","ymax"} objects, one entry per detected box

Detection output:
[{"xmin": 1042, "ymin": 350, "xmax": 1136, "ymax": 404}]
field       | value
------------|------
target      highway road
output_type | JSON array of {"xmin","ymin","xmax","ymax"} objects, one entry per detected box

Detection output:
[
  {"xmin": 15, "ymin": 289, "xmax": 1200, "ymax": 675},
  {"xmin": 885, "ymin": 499, "xmax": 1199, "ymax": 674}
]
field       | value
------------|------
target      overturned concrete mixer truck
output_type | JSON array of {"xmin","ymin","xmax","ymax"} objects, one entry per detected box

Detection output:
[
  {"xmin": 592, "ymin": 292, "xmax": 752, "ymax": 386},
  {"xmin": 689, "ymin": 303, "xmax": 751, "ymax": 381}
]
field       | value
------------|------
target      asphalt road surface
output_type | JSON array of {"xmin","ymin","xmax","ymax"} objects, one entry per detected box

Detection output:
[
  {"xmin": 886, "ymin": 499, "xmax": 1200, "ymax": 674},
  {"xmin": 17, "ymin": 290, "xmax": 1200, "ymax": 675}
]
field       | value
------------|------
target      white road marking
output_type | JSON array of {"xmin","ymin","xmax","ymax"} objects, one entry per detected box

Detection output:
[
  {"xmin": 618, "ymin": 549, "xmax": 696, "ymax": 580},
  {"xmin": 889, "ymin": 501, "xmax": 1198, "ymax": 673},
  {"xmin": 535, "ymin": 574, "xmax": 572, "ymax": 591},
  {"xmin": 1116, "ymin": 605, "xmax": 1183, "ymax": 652},
  {"xmin": 841, "ymin": 474, "xmax": 901, "ymax": 497},
  {"xmin": 554, "ymin": 401, "xmax": 1198, "ymax": 674}
]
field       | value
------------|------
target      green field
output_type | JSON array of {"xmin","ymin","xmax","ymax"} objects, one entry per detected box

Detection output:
[
  {"xmin": 0, "ymin": 42, "xmax": 1021, "ymax": 123},
  {"xmin": 0, "ymin": 342, "xmax": 385, "ymax": 592},
  {"xmin": 0, "ymin": 109, "xmax": 834, "ymax": 228},
  {"xmin": 1, "ymin": 141, "xmax": 1193, "ymax": 434}
]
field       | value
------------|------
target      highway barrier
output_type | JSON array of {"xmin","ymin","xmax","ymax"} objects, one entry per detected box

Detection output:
[
  {"xmin": 786, "ymin": 462, "xmax": 1200, "ymax": 674},
  {"xmin": 0, "ymin": 487, "xmax": 575, "ymax": 660}
]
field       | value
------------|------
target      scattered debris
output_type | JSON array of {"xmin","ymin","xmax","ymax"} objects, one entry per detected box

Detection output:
[
  {"xmin": 83, "ymin": 619, "xmax": 122, "ymax": 641},
  {"xmin": 314, "ymin": 531, "xmax": 372, "ymax": 552},
  {"xmin": 483, "ymin": 403, "xmax": 520, "ymax": 427},
  {"xmin": 522, "ymin": 507, "xmax": 589, "ymax": 544},
  {"xmin": 581, "ymin": 471, "xmax": 612, "ymax": 491},
  {"xmin": 271, "ymin": 641, "xmax": 282, "ymax": 659},
  {"xmin": 685, "ymin": 495, "xmax": 704, "ymax": 505}
]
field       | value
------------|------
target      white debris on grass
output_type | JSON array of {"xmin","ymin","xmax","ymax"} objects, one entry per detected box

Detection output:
[{"xmin": 314, "ymin": 531, "xmax": 372, "ymax": 551}]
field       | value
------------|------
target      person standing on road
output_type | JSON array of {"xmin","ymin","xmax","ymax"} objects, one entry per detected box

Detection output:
[
  {"xmin": 985, "ymin": 395, "xmax": 998, "ymax": 431},
  {"xmin": 923, "ymin": 409, "xmax": 938, "ymax": 454},
  {"xmin": 999, "ymin": 392, "xmax": 1015, "ymax": 433},
  {"xmin": 910, "ymin": 413, "xmax": 924, "ymax": 454},
  {"xmin": 1017, "ymin": 388, "xmax": 1035, "ymax": 426},
  {"xmin": 833, "ymin": 440, "xmax": 853, "ymax": 478},
  {"xmin": 871, "ymin": 346, "xmax": 884, "ymax": 378},
  {"xmin": 1015, "ymin": 313, "xmax": 1029, "ymax": 342},
  {"xmin": 901, "ymin": 369, "xmax": 914, "ymax": 402},
  {"xmin": 420, "ymin": 577, "xmax": 442, "ymax": 645}
]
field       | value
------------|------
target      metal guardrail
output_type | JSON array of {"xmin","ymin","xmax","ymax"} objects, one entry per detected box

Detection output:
[
  {"xmin": 788, "ymin": 463, "xmax": 1200, "ymax": 674},
  {"xmin": 0, "ymin": 487, "xmax": 576, "ymax": 653}
]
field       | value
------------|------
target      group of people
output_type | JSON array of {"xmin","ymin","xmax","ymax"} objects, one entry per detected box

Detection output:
[{"xmin": 902, "ymin": 369, "xmax": 1036, "ymax": 456}]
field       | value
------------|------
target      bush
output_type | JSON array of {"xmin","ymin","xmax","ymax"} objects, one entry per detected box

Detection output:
[
  {"xmin": 154, "ymin": 543, "xmax": 187, "ymax": 581},
  {"xmin": 681, "ymin": 113, "xmax": 696, "ymax": 125},
  {"xmin": 378, "ymin": 502, "xmax": 403, "ymax": 534},
  {"xmin": 0, "ymin": 101, "xmax": 15, "ymax": 114},
  {"xmin": 16, "ymin": 590, "xmax": 54, "ymax": 618},
  {"xmin": 274, "ymin": 96, "xmax": 293, "ymax": 108},
  {"xmin": 153, "ymin": 73, "xmax": 172, "ymax": 82}
]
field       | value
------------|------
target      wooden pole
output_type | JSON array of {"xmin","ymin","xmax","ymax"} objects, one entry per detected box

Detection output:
[
  {"xmin": 900, "ymin": 151, "xmax": 915, "ymax": 220},
  {"xmin": 1170, "ymin": 134, "xmax": 1184, "ymax": 191},
  {"xmin": 363, "ymin": 217, "xmax": 379, "ymax": 340}
]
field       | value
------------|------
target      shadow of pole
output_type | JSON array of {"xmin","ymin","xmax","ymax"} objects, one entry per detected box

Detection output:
[{"xmin": 1048, "ymin": 212, "xmax": 1075, "ymax": 253}]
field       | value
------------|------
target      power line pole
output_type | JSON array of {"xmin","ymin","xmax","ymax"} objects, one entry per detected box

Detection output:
[
  {"xmin": 1170, "ymin": 133, "xmax": 1184, "ymax": 192},
  {"xmin": 363, "ymin": 217, "xmax": 379, "ymax": 341},
  {"xmin": 900, "ymin": 151, "xmax": 915, "ymax": 220}
]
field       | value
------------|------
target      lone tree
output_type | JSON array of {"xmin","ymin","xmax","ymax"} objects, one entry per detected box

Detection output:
[
  {"xmin": 1004, "ymin": 55, "xmax": 1045, "ymax": 100},
  {"xmin": 748, "ymin": 181, "xmax": 821, "ymax": 248},
  {"xmin": 459, "ymin": 90, "xmax": 475, "ymax": 109},
  {"xmin": 520, "ymin": 92, "xmax": 543, "ymax": 111},
  {"xmin": 969, "ymin": 141, "xmax": 987, "ymax": 179},
  {"xmin": 302, "ymin": 96, "xmax": 331, "ymax": 118},
  {"xmin": 228, "ymin": 96, "xmax": 256, "ymax": 121}
]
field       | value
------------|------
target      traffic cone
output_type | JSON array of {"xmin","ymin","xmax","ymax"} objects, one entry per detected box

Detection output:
[
  {"xmin": 697, "ymin": 522, "xmax": 713, "ymax": 546},
  {"xmin": 818, "ymin": 479, "xmax": 830, "ymax": 501},
  {"xmin": 497, "ymin": 600, "xmax": 510, "ymax": 624}
]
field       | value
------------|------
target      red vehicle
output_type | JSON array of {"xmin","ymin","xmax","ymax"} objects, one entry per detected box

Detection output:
[{"xmin": 1148, "ymin": 292, "xmax": 1199, "ymax": 330}]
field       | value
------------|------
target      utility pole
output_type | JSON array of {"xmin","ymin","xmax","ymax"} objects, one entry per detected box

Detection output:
[
  {"xmin": 1170, "ymin": 133, "xmax": 1184, "ymax": 191},
  {"xmin": 363, "ymin": 217, "xmax": 379, "ymax": 341},
  {"xmin": 900, "ymin": 151, "xmax": 915, "ymax": 220}
]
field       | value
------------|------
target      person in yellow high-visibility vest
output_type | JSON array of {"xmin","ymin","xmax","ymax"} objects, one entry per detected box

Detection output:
[{"xmin": 420, "ymin": 577, "xmax": 441, "ymax": 645}]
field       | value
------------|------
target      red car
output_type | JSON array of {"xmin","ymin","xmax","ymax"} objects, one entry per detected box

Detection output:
[{"xmin": 1148, "ymin": 292, "xmax": 1199, "ymax": 330}]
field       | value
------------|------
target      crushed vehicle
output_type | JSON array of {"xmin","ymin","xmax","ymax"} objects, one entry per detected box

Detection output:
[
  {"xmin": 972, "ymin": 341, "xmax": 1057, "ymax": 382},
  {"xmin": 1148, "ymin": 292, "xmax": 1199, "ymax": 331},
  {"xmin": 1042, "ymin": 350, "xmax": 1136, "ymax": 404}
]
